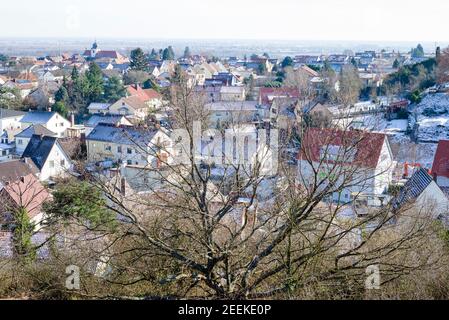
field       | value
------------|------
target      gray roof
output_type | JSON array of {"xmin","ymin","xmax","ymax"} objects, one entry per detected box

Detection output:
[
  {"xmin": 86, "ymin": 124, "xmax": 158, "ymax": 147},
  {"xmin": 0, "ymin": 158, "xmax": 40, "ymax": 184},
  {"xmin": 206, "ymin": 101, "xmax": 259, "ymax": 112},
  {"xmin": 15, "ymin": 124, "xmax": 57, "ymax": 139},
  {"xmin": 86, "ymin": 115, "xmax": 129, "ymax": 128},
  {"xmin": 20, "ymin": 111, "xmax": 56, "ymax": 125},
  {"xmin": 392, "ymin": 168, "xmax": 434, "ymax": 209},
  {"xmin": 21, "ymin": 135, "xmax": 60, "ymax": 170},
  {"xmin": 0, "ymin": 108, "xmax": 25, "ymax": 119},
  {"xmin": 88, "ymin": 103, "xmax": 111, "ymax": 111}
]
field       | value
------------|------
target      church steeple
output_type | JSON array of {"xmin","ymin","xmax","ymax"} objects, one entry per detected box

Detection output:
[{"xmin": 91, "ymin": 40, "xmax": 99, "ymax": 58}]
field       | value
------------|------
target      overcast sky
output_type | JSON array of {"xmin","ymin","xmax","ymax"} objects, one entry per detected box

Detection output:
[{"xmin": 1, "ymin": 0, "xmax": 448, "ymax": 42}]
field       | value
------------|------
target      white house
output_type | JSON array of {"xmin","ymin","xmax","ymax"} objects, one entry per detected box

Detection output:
[
  {"xmin": 88, "ymin": 103, "xmax": 111, "ymax": 115},
  {"xmin": 21, "ymin": 135, "xmax": 73, "ymax": 181},
  {"xmin": 86, "ymin": 123, "xmax": 173, "ymax": 168},
  {"xmin": 393, "ymin": 168, "xmax": 449, "ymax": 224},
  {"xmin": 15, "ymin": 124, "xmax": 58, "ymax": 156},
  {"xmin": 20, "ymin": 111, "xmax": 71, "ymax": 137},
  {"xmin": 108, "ymin": 97, "xmax": 149, "ymax": 120},
  {"xmin": 0, "ymin": 108, "xmax": 25, "ymax": 133},
  {"xmin": 298, "ymin": 128, "xmax": 395, "ymax": 207}
]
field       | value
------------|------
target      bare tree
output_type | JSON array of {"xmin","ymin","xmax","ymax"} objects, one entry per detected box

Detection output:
[{"xmin": 39, "ymin": 77, "xmax": 447, "ymax": 300}]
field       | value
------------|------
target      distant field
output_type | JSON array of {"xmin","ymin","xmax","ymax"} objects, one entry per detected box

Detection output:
[{"xmin": 0, "ymin": 38, "xmax": 446, "ymax": 58}]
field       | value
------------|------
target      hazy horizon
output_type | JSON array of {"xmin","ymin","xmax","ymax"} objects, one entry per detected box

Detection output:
[{"xmin": 2, "ymin": 0, "xmax": 449, "ymax": 43}]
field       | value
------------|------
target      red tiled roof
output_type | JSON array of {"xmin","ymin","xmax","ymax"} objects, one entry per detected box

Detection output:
[
  {"xmin": 298, "ymin": 128, "xmax": 387, "ymax": 169},
  {"xmin": 432, "ymin": 140, "xmax": 449, "ymax": 179},
  {"xmin": 127, "ymin": 85, "xmax": 162, "ymax": 103},
  {"xmin": 0, "ymin": 174, "xmax": 50, "ymax": 219},
  {"xmin": 259, "ymin": 87, "xmax": 300, "ymax": 104},
  {"xmin": 127, "ymin": 84, "xmax": 149, "ymax": 103},
  {"xmin": 143, "ymin": 88, "xmax": 162, "ymax": 100},
  {"xmin": 299, "ymin": 65, "xmax": 319, "ymax": 77}
]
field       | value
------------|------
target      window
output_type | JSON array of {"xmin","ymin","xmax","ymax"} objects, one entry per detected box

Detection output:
[
  {"xmin": 1, "ymin": 150, "xmax": 6, "ymax": 156},
  {"xmin": 127, "ymin": 160, "xmax": 132, "ymax": 165},
  {"xmin": 117, "ymin": 146, "xmax": 122, "ymax": 153},
  {"xmin": 127, "ymin": 148, "xmax": 132, "ymax": 154},
  {"xmin": 60, "ymin": 122, "xmax": 65, "ymax": 127},
  {"xmin": 17, "ymin": 139, "xmax": 23, "ymax": 145},
  {"xmin": 49, "ymin": 161, "xmax": 55, "ymax": 168},
  {"xmin": 105, "ymin": 145, "xmax": 112, "ymax": 151},
  {"xmin": 60, "ymin": 159, "xmax": 65, "ymax": 166}
]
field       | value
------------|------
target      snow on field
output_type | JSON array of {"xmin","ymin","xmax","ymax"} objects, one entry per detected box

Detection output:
[{"xmin": 414, "ymin": 93, "xmax": 449, "ymax": 142}]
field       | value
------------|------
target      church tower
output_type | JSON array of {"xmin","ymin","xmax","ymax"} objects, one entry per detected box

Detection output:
[{"xmin": 91, "ymin": 40, "xmax": 99, "ymax": 58}]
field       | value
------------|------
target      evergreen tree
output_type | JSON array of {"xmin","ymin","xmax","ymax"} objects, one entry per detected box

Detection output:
[
  {"xmin": 103, "ymin": 76, "xmax": 126, "ymax": 103},
  {"xmin": 168, "ymin": 46, "xmax": 175, "ymax": 59},
  {"xmin": 411, "ymin": 44, "xmax": 425, "ymax": 58},
  {"xmin": 436, "ymin": 46, "xmax": 442, "ymax": 63},
  {"xmin": 163, "ymin": 47, "xmax": 175, "ymax": 61},
  {"xmin": 282, "ymin": 56, "xmax": 294, "ymax": 69},
  {"xmin": 393, "ymin": 59, "xmax": 400, "ymax": 69},
  {"xmin": 149, "ymin": 48, "xmax": 158, "ymax": 60},
  {"xmin": 85, "ymin": 62, "xmax": 104, "ymax": 102},
  {"xmin": 183, "ymin": 46, "xmax": 191, "ymax": 58},
  {"xmin": 71, "ymin": 66, "xmax": 79, "ymax": 81},
  {"xmin": 55, "ymin": 85, "xmax": 69, "ymax": 103},
  {"xmin": 53, "ymin": 101, "xmax": 69, "ymax": 118},
  {"xmin": 257, "ymin": 63, "xmax": 267, "ymax": 75},
  {"xmin": 12, "ymin": 207, "xmax": 36, "ymax": 263},
  {"xmin": 130, "ymin": 47, "xmax": 149, "ymax": 71}
]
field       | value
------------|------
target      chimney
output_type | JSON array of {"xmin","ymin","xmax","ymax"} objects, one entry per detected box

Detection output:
[
  {"xmin": 47, "ymin": 106, "xmax": 52, "ymax": 112},
  {"xmin": 70, "ymin": 113, "xmax": 75, "ymax": 127}
]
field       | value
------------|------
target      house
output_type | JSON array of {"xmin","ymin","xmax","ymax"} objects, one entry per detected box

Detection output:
[
  {"xmin": 432, "ymin": 140, "xmax": 449, "ymax": 187},
  {"xmin": 195, "ymin": 85, "xmax": 222, "ymax": 103},
  {"xmin": 205, "ymin": 101, "xmax": 267, "ymax": 128},
  {"xmin": 26, "ymin": 82, "xmax": 60, "ymax": 108},
  {"xmin": 198, "ymin": 124, "xmax": 276, "ymax": 177},
  {"xmin": 21, "ymin": 135, "xmax": 73, "ymax": 181},
  {"xmin": 0, "ymin": 173, "xmax": 50, "ymax": 229},
  {"xmin": 0, "ymin": 158, "xmax": 40, "ymax": 188},
  {"xmin": 3, "ymin": 80, "xmax": 37, "ymax": 98},
  {"xmin": 15, "ymin": 124, "xmax": 58, "ymax": 156},
  {"xmin": 259, "ymin": 87, "xmax": 300, "ymax": 105},
  {"xmin": 220, "ymin": 86, "xmax": 246, "ymax": 102},
  {"xmin": 298, "ymin": 128, "xmax": 395, "ymax": 206},
  {"xmin": 108, "ymin": 96, "xmax": 150, "ymax": 120},
  {"xmin": 297, "ymin": 100, "xmax": 333, "ymax": 127},
  {"xmin": 0, "ymin": 108, "xmax": 25, "ymax": 134},
  {"xmin": 126, "ymin": 84, "xmax": 163, "ymax": 110},
  {"xmin": 82, "ymin": 41, "xmax": 129, "ymax": 64},
  {"xmin": 85, "ymin": 114, "xmax": 133, "ymax": 136},
  {"xmin": 326, "ymin": 55, "xmax": 350, "ymax": 72},
  {"xmin": 0, "ymin": 136, "xmax": 14, "ymax": 162},
  {"xmin": 20, "ymin": 111, "xmax": 71, "ymax": 137},
  {"xmin": 86, "ymin": 124, "xmax": 173, "ymax": 168},
  {"xmin": 87, "ymin": 103, "xmax": 111, "ymax": 115},
  {"xmin": 0, "ymin": 158, "xmax": 48, "ymax": 228},
  {"xmin": 392, "ymin": 168, "xmax": 449, "ymax": 223},
  {"xmin": 270, "ymin": 97, "xmax": 300, "ymax": 130},
  {"xmin": 212, "ymin": 72, "xmax": 239, "ymax": 86}
]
